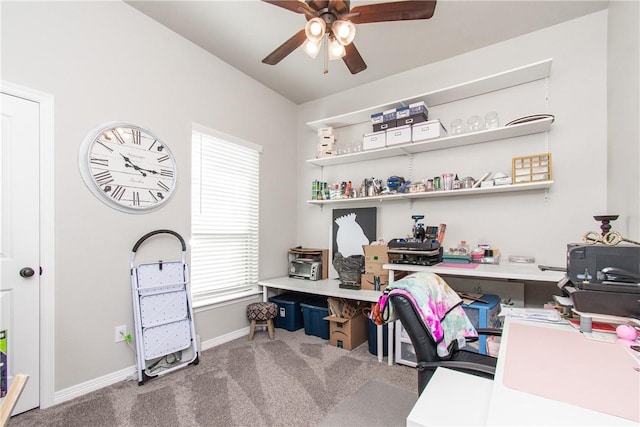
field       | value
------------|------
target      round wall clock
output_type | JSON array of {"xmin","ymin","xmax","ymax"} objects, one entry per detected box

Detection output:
[{"xmin": 79, "ymin": 122, "xmax": 177, "ymax": 214}]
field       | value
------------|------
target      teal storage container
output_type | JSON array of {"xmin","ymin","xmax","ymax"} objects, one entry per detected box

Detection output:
[
  {"xmin": 268, "ymin": 292, "xmax": 313, "ymax": 331},
  {"xmin": 300, "ymin": 297, "xmax": 330, "ymax": 340}
]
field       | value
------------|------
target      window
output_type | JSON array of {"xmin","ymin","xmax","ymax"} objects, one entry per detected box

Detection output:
[{"xmin": 191, "ymin": 125, "xmax": 262, "ymax": 306}]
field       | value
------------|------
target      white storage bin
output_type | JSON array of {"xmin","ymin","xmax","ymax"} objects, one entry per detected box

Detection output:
[
  {"xmin": 412, "ymin": 119, "xmax": 447, "ymax": 142},
  {"xmin": 386, "ymin": 125, "xmax": 411, "ymax": 146},
  {"xmin": 362, "ymin": 131, "xmax": 386, "ymax": 150}
]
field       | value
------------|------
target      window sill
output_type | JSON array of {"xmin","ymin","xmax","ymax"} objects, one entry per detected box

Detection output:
[{"xmin": 192, "ymin": 288, "xmax": 262, "ymax": 313}]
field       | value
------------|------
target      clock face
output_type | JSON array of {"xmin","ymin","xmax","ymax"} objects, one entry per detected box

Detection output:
[{"xmin": 79, "ymin": 122, "xmax": 177, "ymax": 213}]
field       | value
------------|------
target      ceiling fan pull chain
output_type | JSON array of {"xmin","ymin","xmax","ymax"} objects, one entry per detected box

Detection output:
[{"xmin": 323, "ymin": 34, "xmax": 329, "ymax": 74}]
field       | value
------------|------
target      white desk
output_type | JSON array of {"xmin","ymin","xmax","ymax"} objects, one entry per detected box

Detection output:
[
  {"xmin": 486, "ymin": 317, "xmax": 639, "ymax": 425},
  {"xmin": 384, "ymin": 262, "xmax": 565, "ymax": 283},
  {"xmin": 406, "ymin": 317, "xmax": 640, "ymax": 426},
  {"xmin": 257, "ymin": 276, "xmax": 392, "ymax": 364},
  {"xmin": 406, "ymin": 368, "xmax": 493, "ymax": 426}
]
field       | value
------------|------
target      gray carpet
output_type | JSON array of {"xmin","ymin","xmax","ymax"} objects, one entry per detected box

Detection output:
[
  {"xmin": 318, "ymin": 380, "xmax": 417, "ymax": 427},
  {"xmin": 9, "ymin": 328, "xmax": 417, "ymax": 426}
]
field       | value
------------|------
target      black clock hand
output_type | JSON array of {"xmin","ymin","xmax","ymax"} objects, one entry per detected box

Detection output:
[
  {"xmin": 120, "ymin": 153, "xmax": 147, "ymax": 177},
  {"xmin": 138, "ymin": 167, "xmax": 159, "ymax": 174}
]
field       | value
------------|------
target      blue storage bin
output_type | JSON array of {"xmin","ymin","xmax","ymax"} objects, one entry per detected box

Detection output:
[
  {"xmin": 367, "ymin": 317, "xmax": 388, "ymax": 356},
  {"xmin": 462, "ymin": 294, "xmax": 501, "ymax": 355},
  {"xmin": 300, "ymin": 297, "xmax": 330, "ymax": 340},
  {"xmin": 269, "ymin": 292, "xmax": 314, "ymax": 331}
]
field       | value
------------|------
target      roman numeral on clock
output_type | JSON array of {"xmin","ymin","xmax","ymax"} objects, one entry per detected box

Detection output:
[
  {"xmin": 132, "ymin": 191, "xmax": 140, "ymax": 206},
  {"xmin": 90, "ymin": 156, "xmax": 109, "ymax": 167},
  {"xmin": 95, "ymin": 141, "xmax": 113, "ymax": 153},
  {"xmin": 93, "ymin": 170, "xmax": 114, "ymax": 185},
  {"xmin": 160, "ymin": 169, "xmax": 174, "ymax": 178},
  {"xmin": 158, "ymin": 181, "xmax": 170, "ymax": 192},
  {"xmin": 157, "ymin": 154, "xmax": 170, "ymax": 163},
  {"xmin": 132, "ymin": 129, "xmax": 141, "ymax": 145},
  {"xmin": 112, "ymin": 129, "xmax": 126, "ymax": 145},
  {"xmin": 110, "ymin": 186, "xmax": 125, "ymax": 201}
]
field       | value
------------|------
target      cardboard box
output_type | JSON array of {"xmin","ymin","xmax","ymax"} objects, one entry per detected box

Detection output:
[
  {"xmin": 317, "ymin": 127, "xmax": 334, "ymax": 137},
  {"xmin": 396, "ymin": 105, "xmax": 410, "ymax": 119},
  {"xmin": 386, "ymin": 125, "xmax": 411, "ymax": 146},
  {"xmin": 363, "ymin": 245, "xmax": 388, "ymax": 261},
  {"xmin": 363, "ymin": 245, "xmax": 389, "ymax": 267},
  {"xmin": 327, "ymin": 297, "xmax": 363, "ymax": 319},
  {"xmin": 361, "ymin": 272, "xmax": 389, "ymax": 291},
  {"xmin": 373, "ymin": 122, "xmax": 393, "ymax": 132},
  {"xmin": 412, "ymin": 119, "xmax": 447, "ymax": 142},
  {"xmin": 363, "ymin": 131, "xmax": 386, "ymax": 150},
  {"xmin": 409, "ymin": 101, "xmax": 428, "ymax": 117},
  {"xmin": 397, "ymin": 112, "xmax": 429, "ymax": 127},
  {"xmin": 324, "ymin": 313, "xmax": 368, "ymax": 350},
  {"xmin": 383, "ymin": 108, "xmax": 397, "ymax": 124}
]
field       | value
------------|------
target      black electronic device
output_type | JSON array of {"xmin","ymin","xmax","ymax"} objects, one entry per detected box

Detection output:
[
  {"xmin": 563, "ymin": 244, "xmax": 640, "ymax": 318},
  {"xmin": 387, "ymin": 214, "xmax": 443, "ymax": 266}
]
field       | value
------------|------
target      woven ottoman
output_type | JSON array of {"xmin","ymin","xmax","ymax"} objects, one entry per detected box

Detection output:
[{"xmin": 246, "ymin": 301, "xmax": 277, "ymax": 340}]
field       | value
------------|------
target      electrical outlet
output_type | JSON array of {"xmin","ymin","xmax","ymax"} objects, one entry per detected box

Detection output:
[{"xmin": 115, "ymin": 325, "xmax": 127, "ymax": 343}]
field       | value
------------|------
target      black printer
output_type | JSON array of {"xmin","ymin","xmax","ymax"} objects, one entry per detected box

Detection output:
[{"xmin": 565, "ymin": 244, "xmax": 640, "ymax": 318}]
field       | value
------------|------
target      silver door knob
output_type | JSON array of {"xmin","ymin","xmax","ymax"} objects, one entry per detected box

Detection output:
[{"xmin": 19, "ymin": 267, "xmax": 35, "ymax": 278}]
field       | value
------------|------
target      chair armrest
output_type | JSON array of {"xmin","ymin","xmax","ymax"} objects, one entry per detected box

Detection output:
[
  {"xmin": 417, "ymin": 361, "xmax": 496, "ymax": 376},
  {"xmin": 476, "ymin": 328, "xmax": 502, "ymax": 336}
]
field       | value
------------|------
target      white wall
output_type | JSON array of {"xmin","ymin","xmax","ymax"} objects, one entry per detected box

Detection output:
[
  {"xmin": 1, "ymin": 1, "xmax": 297, "ymax": 391},
  {"xmin": 1, "ymin": 0, "xmax": 637, "ymax": 404},
  {"xmin": 297, "ymin": 10, "xmax": 620, "ymax": 269},
  {"xmin": 607, "ymin": 0, "xmax": 640, "ymax": 238}
]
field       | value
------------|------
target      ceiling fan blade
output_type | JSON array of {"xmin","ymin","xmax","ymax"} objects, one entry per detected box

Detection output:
[
  {"xmin": 349, "ymin": 1, "xmax": 437, "ymax": 24},
  {"xmin": 342, "ymin": 42, "xmax": 367, "ymax": 74},
  {"xmin": 262, "ymin": 0, "xmax": 314, "ymax": 15},
  {"xmin": 262, "ymin": 29, "xmax": 307, "ymax": 65}
]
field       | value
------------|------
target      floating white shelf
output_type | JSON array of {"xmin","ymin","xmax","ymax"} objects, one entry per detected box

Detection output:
[
  {"xmin": 306, "ymin": 117, "xmax": 553, "ymax": 167},
  {"xmin": 306, "ymin": 58, "xmax": 552, "ymax": 130},
  {"xmin": 307, "ymin": 181, "xmax": 553, "ymax": 206}
]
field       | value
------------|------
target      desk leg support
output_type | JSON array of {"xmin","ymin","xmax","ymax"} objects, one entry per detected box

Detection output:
[
  {"xmin": 377, "ymin": 325, "xmax": 383, "ymax": 363},
  {"xmin": 388, "ymin": 321, "xmax": 394, "ymax": 366},
  {"xmin": 262, "ymin": 285, "xmax": 267, "ymax": 302}
]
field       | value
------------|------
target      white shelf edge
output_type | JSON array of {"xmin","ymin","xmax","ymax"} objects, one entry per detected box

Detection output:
[
  {"xmin": 307, "ymin": 181, "xmax": 553, "ymax": 206},
  {"xmin": 306, "ymin": 117, "xmax": 553, "ymax": 167},
  {"xmin": 306, "ymin": 58, "xmax": 552, "ymax": 130}
]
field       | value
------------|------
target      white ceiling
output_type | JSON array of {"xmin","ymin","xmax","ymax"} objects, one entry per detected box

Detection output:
[{"xmin": 125, "ymin": 0, "xmax": 609, "ymax": 105}]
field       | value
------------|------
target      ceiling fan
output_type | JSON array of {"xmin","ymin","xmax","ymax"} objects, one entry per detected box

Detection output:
[{"xmin": 262, "ymin": 0, "xmax": 437, "ymax": 74}]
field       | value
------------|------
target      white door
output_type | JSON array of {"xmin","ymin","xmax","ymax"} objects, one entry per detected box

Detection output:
[{"xmin": 0, "ymin": 93, "xmax": 40, "ymax": 415}]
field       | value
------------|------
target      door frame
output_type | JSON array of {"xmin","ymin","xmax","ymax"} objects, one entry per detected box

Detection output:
[{"xmin": 1, "ymin": 81, "xmax": 55, "ymax": 409}]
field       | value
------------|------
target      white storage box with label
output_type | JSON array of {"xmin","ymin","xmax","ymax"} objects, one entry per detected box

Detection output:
[
  {"xmin": 386, "ymin": 125, "xmax": 411, "ymax": 146},
  {"xmin": 412, "ymin": 119, "xmax": 447, "ymax": 142},
  {"xmin": 362, "ymin": 131, "xmax": 386, "ymax": 150}
]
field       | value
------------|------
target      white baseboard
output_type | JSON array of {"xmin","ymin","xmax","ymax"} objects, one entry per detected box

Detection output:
[
  {"xmin": 53, "ymin": 326, "xmax": 250, "ymax": 406},
  {"xmin": 200, "ymin": 327, "xmax": 250, "ymax": 351}
]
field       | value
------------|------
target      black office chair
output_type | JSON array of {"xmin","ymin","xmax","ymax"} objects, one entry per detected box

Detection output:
[{"xmin": 389, "ymin": 293, "xmax": 501, "ymax": 395}]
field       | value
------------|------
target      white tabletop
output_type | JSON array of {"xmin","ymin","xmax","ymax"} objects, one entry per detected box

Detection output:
[
  {"xmin": 384, "ymin": 262, "xmax": 565, "ymax": 283},
  {"xmin": 406, "ymin": 368, "xmax": 493, "ymax": 427},
  {"xmin": 487, "ymin": 317, "xmax": 639, "ymax": 426},
  {"xmin": 258, "ymin": 276, "xmax": 383, "ymax": 302}
]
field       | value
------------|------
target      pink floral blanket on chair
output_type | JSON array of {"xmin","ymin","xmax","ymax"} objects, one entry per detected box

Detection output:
[{"xmin": 377, "ymin": 272, "xmax": 477, "ymax": 357}]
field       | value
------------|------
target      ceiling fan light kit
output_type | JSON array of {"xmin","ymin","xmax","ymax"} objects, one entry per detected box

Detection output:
[
  {"xmin": 305, "ymin": 17, "xmax": 326, "ymax": 41},
  {"xmin": 262, "ymin": 0, "xmax": 437, "ymax": 74}
]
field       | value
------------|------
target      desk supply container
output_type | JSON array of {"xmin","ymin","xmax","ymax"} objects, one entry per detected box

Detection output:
[
  {"xmin": 395, "ymin": 322, "xmax": 418, "ymax": 367},
  {"xmin": 462, "ymin": 294, "xmax": 501, "ymax": 354},
  {"xmin": 300, "ymin": 297, "xmax": 330, "ymax": 339}
]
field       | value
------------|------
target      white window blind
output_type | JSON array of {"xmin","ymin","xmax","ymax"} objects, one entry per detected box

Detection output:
[{"xmin": 191, "ymin": 128, "xmax": 261, "ymax": 305}]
